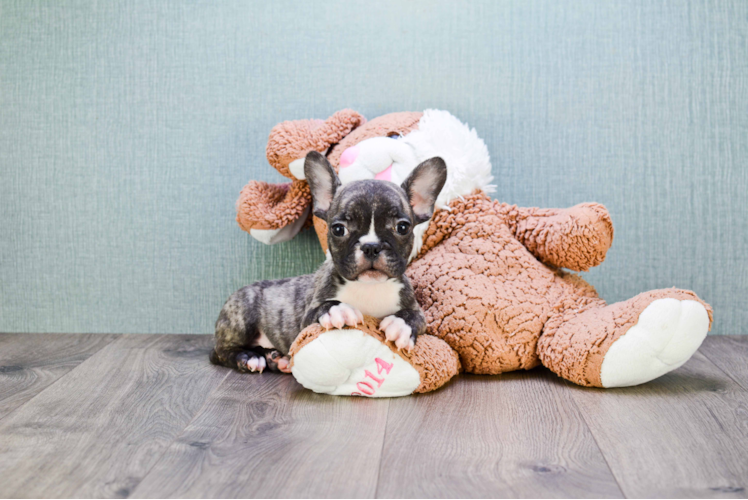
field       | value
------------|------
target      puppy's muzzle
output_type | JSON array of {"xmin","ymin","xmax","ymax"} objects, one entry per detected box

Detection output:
[{"xmin": 361, "ymin": 242, "xmax": 382, "ymax": 260}]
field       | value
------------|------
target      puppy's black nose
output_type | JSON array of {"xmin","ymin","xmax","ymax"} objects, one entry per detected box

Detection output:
[{"xmin": 361, "ymin": 242, "xmax": 382, "ymax": 259}]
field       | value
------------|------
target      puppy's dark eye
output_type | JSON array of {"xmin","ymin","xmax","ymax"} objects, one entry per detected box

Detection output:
[
  {"xmin": 396, "ymin": 221, "xmax": 410, "ymax": 235},
  {"xmin": 331, "ymin": 223, "xmax": 348, "ymax": 237}
]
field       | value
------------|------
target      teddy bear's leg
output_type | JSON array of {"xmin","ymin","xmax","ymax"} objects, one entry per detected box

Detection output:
[
  {"xmin": 288, "ymin": 318, "xmax": 460, "ymax": 397},
  {"xmin": 537, "ymin": 289, "xmax": 712, "ymax": 388}
]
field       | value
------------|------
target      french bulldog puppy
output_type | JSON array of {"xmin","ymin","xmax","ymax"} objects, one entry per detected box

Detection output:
[{"xmin": 209, "ymin": 151, "xmax": 447, "ymax": 374}]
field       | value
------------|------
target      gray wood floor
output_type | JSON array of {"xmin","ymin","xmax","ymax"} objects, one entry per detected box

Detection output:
[{"xmin": 0, "ymin": 334, "xmax": 746, "ymax": 499}]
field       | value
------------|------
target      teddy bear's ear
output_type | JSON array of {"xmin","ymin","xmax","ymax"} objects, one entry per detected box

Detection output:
[
  {"xmin": 266, "ymin": 109, "xmax": 366, "ymax": 180},
  {"xmin": 237, "ymin": 110, "xmax": 365, "ymax": 245}
]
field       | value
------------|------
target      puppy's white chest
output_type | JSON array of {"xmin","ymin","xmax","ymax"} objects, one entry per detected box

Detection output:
[{"xmin": 334, "ymin": 279, "xmax": 403, "ymax": 319}]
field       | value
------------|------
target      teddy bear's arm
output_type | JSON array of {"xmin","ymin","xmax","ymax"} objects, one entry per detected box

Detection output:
[
  {"xmin": 236, "ymin": 179, "xmax": 311, "ymax": 244},
  {"xmin": 509, "ymin": 203, "xmax": 614, "ymax": 271}
]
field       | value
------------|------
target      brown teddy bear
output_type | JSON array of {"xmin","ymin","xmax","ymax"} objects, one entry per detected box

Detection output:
[{"xmin": 237, "ymin": 109, "xmax": 713, "ymax": 397}]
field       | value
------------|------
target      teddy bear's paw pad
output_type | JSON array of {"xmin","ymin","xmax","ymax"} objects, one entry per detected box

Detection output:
[
  {"xmin": 291, "ymin": 329, "xmax": 420, "ymax": 397},
  {"xmin": 600, "ymin": 299, "xmax": 709, "ymax": 388}
]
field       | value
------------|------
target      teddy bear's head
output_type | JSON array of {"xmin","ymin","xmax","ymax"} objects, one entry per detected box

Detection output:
[{"xmin": 238, "ymin": 109, "xmax": 495, "ymax": 255}]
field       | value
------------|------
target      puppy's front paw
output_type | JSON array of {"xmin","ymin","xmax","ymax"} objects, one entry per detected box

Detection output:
[
  {"xmin": 319, "ymin": 303, "xmax": 364, "ymax": 330},
  {"xmin": 380, "ymin": 315, "xmax": 415, "ymax": 352}
]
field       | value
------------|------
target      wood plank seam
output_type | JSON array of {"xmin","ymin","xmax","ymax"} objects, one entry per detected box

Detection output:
[
  {"xmin": 126, "ymin": 368, "xmax": 232, "ymax": 498},
  {"xmin": 373, "ymin": 399, "xmax": 391, "ymax": 499},
  {"xmin": 567, "ymin": 353, "xmax": 746, "ymax": 498},
  {"xmin": 560, "ymin": 378, "xmax": 628, "ymax": 498},
  {"xmin": 0, "ymin": 334, "xmax": 229, "ymax": 498},
  {"xmin": 375, "ymin": 371, "xmax": 625, "ymax": 498},
  {"xmin": 699, "ymin": 340, "xmax": 748, "ymax": 392},
  {"xmin": 129, "ymin": 371, "xmax": 391, "ymax": 498},
  {"xmin": 0, "ymin": 334, "xmax": 119, "ymax": 425}
]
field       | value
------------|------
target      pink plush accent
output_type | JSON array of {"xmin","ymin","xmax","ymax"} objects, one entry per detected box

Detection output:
[
  {"xmin": 339, "ymin": 145, "xmax": 360, "ymax": 169},
  {"xmin": 327, "ymin": 112, "xmax": 424, "ymax": 170},
  {"xmin": 375, "ymin": 164, "xmax": 393, "ymax": 181},
  {"xmin": 247, "ymin": 109, "xmax": 714, "ymax": 394},
  {"xmin": 265, "ymin": 109, "xmax": 365, "ymax": 178}
]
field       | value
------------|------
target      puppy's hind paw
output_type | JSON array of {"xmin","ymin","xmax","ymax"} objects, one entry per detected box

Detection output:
[
  {"xmin": 276, "ymin": 356, "xmax": 292, "ymax": 373},
  {"xmin": 380, "ymin": 316, "xmax": 415, "ymax": 352},
  {"xmin": 265, "ymin": 350, "xmax": 292, "ymax": 374},
  {"xmin": 235, "ymin": 351, "xmax": 266, "ymax": 373},
  {"xmin": 319, "ymin": 303, "xmax": 364, "ymax": 330}
]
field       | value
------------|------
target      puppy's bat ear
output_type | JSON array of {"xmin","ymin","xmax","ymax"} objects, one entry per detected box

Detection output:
[
  {"xmin": 401, "ymin": 157, "xmax": 448, "ymax": 224},
  {"xmin": 304, "ymin": 151, "xmax": 341, "ymax": 221}
]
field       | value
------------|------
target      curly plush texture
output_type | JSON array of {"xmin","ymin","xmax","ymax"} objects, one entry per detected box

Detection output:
[
  {"xmin": 537, "ymin": 288, "xmax": 713, "ymax": 387},
  {"xmin": 312, "ymin": 112, "xmax": 425, "ymax": 247},
  {"xmin": 408, "ymin": 192, "xmax": 712, "ymax": 379},
  {"xmin": 267, "ymin": 109, "xmax": 366, "ymax": 178},
  {"xmin": 312, "ymin": 215, "xmax": 329, "ymax": 254},
  {"xmin": 235, "ymin": 109, "xmax": 365, "ymax": 234},
  {"xmin": 507, "ymin": 203, "xmax": 614, "ymax": 272},
  {"xmin": 288, "ymin": 316, "xmax": 461, "ymax": 394},
  {"xmin": 236, "ymin": 180, "xmax": 311, "ymax": 231},
  {"xmin": 406, "ymin": 333, "xmax": 462, "ymax": 393},
  {"xmin": 326, "ymin": 112, "xmax": 423, "ymax": 170},
  {"xmin": 238, "ymin": 109, "xmax": 713, "ymax": 393}
]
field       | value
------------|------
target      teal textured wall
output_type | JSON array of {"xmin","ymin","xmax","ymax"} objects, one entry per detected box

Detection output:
[{"xmin": 1, "ymin": 0, "xmax": 746, "ymax": 334}]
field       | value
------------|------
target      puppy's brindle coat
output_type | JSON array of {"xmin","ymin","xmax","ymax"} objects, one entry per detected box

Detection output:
[{"xmin": 210, "ymin": 152, "xmax": 447, "ymax": 373}]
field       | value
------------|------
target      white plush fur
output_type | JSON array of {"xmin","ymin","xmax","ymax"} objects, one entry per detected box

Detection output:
[
  {"xmin": 404, "ymin": 110, "xmax": 494, "ymax": 258},
  {"xmin": 402, "ymin": 109, "xmax": 495, "ymax": 209},
  {"xmin": 338, "ymin": 137, "xmax": 417, "ymax": 186},
  {"xmin": 331, "ymin": 110, "xmax": 495, "ymax": 259},
  {"xmin": 252, "ymin": 110, "xmax": 494, "ymax": 247},
  {"xmin": 249, "ymin": 206, "xmax": 310, "ymax": 244},
  {"xmin": 335, "ymin": 109, "xmax": 494, "ymax": 208},
  {"xmin": 288, "ymin": 158, "xmax": 306, "ymax": 179},
  {"xmin": 600, "ymin": 299, "xmax": 709, "ymax": 388},
  {"xmin": 292, "ymin": 329, "xmax": 421, "ymax": 397},
  {"xmin": 334, "ymin": 110, "xmax": 495, "ymax": 258}
]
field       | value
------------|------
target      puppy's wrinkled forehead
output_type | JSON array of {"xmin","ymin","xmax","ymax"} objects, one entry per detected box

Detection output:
[{"xmin": 331, "ymin": 180, "xmax": 411, "ymax": 220}]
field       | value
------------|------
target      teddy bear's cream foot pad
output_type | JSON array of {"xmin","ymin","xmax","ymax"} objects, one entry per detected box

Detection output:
[
  {"xmin": 291, "ymin": 329, "xmax": 421, "ymax": 397},
  {"xmin": 600, "ymin": 299, "xmax": 710, "ymax": 388}
]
